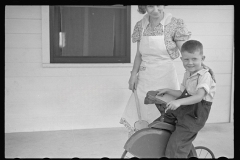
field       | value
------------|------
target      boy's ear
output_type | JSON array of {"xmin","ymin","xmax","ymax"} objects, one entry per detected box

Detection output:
[
  {"xmin": 202, "ymin": 55, "xmax": 205, "ymax": 61},
  {"xmin": 180, "ymin": 57, "xmax": 183, "ymax": 61}
]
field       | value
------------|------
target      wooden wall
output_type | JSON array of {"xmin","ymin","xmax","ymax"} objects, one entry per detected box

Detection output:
[{"xmin": 5, "ymin": 5, "xmax": 234, "ymax": 133}]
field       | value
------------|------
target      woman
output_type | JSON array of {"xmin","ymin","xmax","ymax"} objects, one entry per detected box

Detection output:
[{"xmin": 120, "ymin": 5, "xmax": 213, "ymax": 137}]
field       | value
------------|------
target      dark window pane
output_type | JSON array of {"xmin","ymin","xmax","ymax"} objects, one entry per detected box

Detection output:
[
  {"xmin": 59, "ymin": 6, "xmax": 127, "ymax": 57},
  {"xmin": 50, "ymin": 5, "xmax": 130, "ymax": 63},
  {"xmin": 88, "ymin": 7, "xmax": 115, "ymax": 56},
  {"xmin": 60, "ymin": 7, "xmax": 85, "ymax": 56}
]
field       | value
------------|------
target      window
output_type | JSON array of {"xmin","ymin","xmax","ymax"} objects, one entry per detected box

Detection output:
[{"xmin": 50, "ymin": 5, "xmax": 131, "ymax": 63}]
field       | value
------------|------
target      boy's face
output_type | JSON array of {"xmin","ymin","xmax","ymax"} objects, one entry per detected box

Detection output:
[{"xmin": 180, "ymin": 50, "xmax": 205, "ymax": 75}]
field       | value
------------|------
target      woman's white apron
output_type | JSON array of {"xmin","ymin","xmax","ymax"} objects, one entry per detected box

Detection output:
[{"xmin": 120, "ymin": 13, "xmax": 180, "ymax": 134}]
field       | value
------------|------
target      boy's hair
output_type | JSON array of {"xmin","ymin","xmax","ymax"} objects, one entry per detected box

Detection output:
[{"xmin": 181, "ymin": 40, "xmax": 203, "ymax": 55}]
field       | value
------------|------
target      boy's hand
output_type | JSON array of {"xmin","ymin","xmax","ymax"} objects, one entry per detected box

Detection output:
[
  {"xmin": 156, "ymin": 88, "xmax": 169, "ymax": 96},
  {"xmin": 166, "ymin": 100, "xmax": 181, "ymax": 112}
]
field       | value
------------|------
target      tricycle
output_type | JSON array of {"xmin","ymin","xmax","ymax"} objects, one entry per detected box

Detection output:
[{"xmin": 121, "ymin": 91, "xmax": 215, "ymax": 158}]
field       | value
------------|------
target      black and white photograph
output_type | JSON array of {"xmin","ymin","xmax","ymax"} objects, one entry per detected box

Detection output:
[{"xmin": 5, "ymin": 5, "xmax": 234, "ymax": 158}]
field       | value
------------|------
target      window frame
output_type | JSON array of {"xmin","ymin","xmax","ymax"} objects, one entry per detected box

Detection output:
[{"xmin": 49, "ymin": 5, "xmax": 131, "ymax": 64}]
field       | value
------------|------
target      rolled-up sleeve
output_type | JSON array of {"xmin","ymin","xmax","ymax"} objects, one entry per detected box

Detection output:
[
  {"xmin": 132, "ymin": 21, "xmax": 142, "ymax": 43},
  {"xmin": 174, "ymin": 19, "xmax": 191, "ymax": 41},
  {"xmin": 196, "ymin": 73, "xmax": 212, "ymax": 95}
]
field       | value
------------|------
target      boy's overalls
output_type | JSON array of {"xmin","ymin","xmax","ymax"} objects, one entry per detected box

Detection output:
[{"xmin": 154, "ymin": 73, "xmax": 212, "ymax": 158}]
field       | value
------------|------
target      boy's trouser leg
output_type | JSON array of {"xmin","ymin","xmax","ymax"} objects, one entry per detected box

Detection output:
[{"xmin": 165, "ymin": 124, "xmax": 198, "ymax": 158}]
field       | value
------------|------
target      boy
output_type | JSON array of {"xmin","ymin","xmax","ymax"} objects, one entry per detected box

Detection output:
[{"xmin": 156, "ymin": 40, "xmax": 216, "ymax": 158}]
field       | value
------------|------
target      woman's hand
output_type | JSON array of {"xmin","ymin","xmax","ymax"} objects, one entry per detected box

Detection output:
[
  {"xmin": 202, "ymin": 63, "xmax": 216, "ymax": 83},
  {"xmin": 128, "ymin": 74, "xmax": 138, "ymax": 92}
]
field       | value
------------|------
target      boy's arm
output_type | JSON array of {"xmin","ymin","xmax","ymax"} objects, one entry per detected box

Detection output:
[
  {"xmin": 166, "ymin": 89, "xmax": 183, "ymax": 98},
  {"xmin": 166, "ymin": 88, "xmax": 206, "ymax": 111},
  {"xmin": 157, "ymin": 88, "xmax": 182, "ymax": 98},
  {"xmin": 177, "ymin": 88, "xmax": 206, "ymax": 105}
]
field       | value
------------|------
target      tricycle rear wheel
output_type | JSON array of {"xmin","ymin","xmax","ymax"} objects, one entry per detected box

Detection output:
[
  {"xmin": 195, "ymin": 146, "xmax": 215, "ymax": 158},
  {"xmin": 121, "ymin": 146, "xmax": 215, "ymax": 159}
]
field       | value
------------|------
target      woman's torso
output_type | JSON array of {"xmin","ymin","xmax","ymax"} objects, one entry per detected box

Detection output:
[
  {"xmin": 139, "ymin": 12, "xmax": 172, "ymax": 63},
  {"xmin": 137, "ymin": 13, "xmax": 180, "ymax": 91},
  {"xmin": 132, "ymin": 13, "xmax": 191, "ymax": 60}
]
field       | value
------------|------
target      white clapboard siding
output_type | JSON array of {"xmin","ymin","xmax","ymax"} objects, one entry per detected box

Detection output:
[
  {"xmin": 5, "ymin": 63, "xmax": 132, "ymax": 77},
  {"xmin": 5, "ymin": 74, "xmax": 230, "ymax": 98},
  {"xmin": 5, "ymin": 85, "xmax": 230, "ymax": 132},
  {"xmin": 5, "ymin": 34, "xmax": 41, "ymax": 48},
  {"xmin": 5, "ymin": 111, "xmax": 126, "ymax": 132},
  {"xmin": 5, "ymin": 5, "xmax": 234, "ymax": 133},
  {"xmin": 5, "ymin": 88, "xmax": 132, "ymax": 132},
  {"xmin": 5, "ymin": 89, "xmax": 130, "ymax": 116},
  {"xmin": 5, "ymin": 5, "xmax": 41, "ymax": 19},
  {"xmin": 5, "ymin": 19, "xmax": 42, "ymax": 33},
  {"xmin": 5, "ymin": 61, "xmax": 230, "ymax": 78},
  {"xmin": 189, "ymin": 35, "xmax": 233, "ymax": 49},
  {"xmin": 5, "ymin": 76, "xmax": 129, "ymax": 92},
  {"xmin": 207, "ymin": 85, "xmax": 232, "ymax": 123},
  {"xmin": 5, "ymin": 49, "xmax": 42, "ymax": 63},
  {"xmin": 164, "ymin": 7, "xmax": 234, "ymax": 23},
  {"xmin": 186, "ymin": 23, "xmax": 234, "ymax": 36},
  {"xmin": 5, "ymin": 86, "xmax": 231, "ymax": 131},
  {"xmin": 166, "ymin": 5, "xmax": 233, "ymax": 10}
]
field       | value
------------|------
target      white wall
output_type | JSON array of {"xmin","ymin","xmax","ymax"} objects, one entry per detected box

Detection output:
[{"xmin": 5, "ymin": 5, "xmax": 234, "ymax": 133}]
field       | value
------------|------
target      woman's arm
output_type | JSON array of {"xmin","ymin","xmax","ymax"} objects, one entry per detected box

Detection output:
[
  {"xmin": 175, "ymin": 40, "xmax": 186, "ymax": 51},
  {"xmin": 131, "ymin": 41, "xmax": 142, "ymax": 75},
  {"xmin": 173, "ymin": 17, "xmax": 191, "ymax": 53},
  {"xmin": 129, "ymin": 41, "xmax": 142, "ymax": 91}
]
